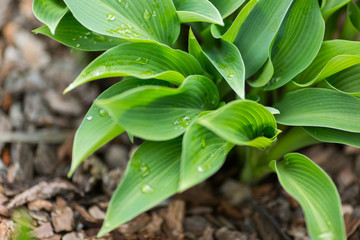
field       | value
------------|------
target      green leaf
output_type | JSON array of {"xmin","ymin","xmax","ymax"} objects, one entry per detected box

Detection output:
[
  {"xmin": 63, "ymin": 0, "xmax": 180, "ymax": 44},
  {"xmin": 64, "ymin": 41, "xmax": 203, "ymax": 92},
  {"xmin": 294, "ymin": 40, "xmax": 360, "ymax": 87},
  {"xmin": 98, "ymin": 138, "xmax": 182, "ymax": 236},
  {"xmin": 189, "ymin": 30, "xmax": 245, "ymax": 98},
  {"xmin": 304, "ymin": 127, "xmax": 360, "ymax": 148},
  {"xmin": 275, "ymin": 88, "xmax": 360, "ymax": 132},
  {"xmin": 212, "ymin": 0, "xmax": 258, "ymax": 42},
  {"xmin": 324, "ymin": 64, "xmax": 360, "ymax": 97},
  {"xmin": 173, "ymin": 0, "xmax": 223, "ymax": 25},
  {"xmin": 33, "ymin": 12, "xmax": 127, "ymax": 51},
  {"xmin": 69, "ymin": 78, "xmax": 171, "ymax": 177},
  {"xmin": 321, "ymin": 0, "xmax": 351, "ymax": 20},
  {"xmin": 270, "ymin": 153, "xmax": 346, "ymax": 240},
  {"xmin": 188, "ymin": 29, "xmax": 218, "ymax": 78},
  {"xmin": 33, "ymin": 0, "xmax": 68, "ymax": 34},
  {"xmin": 210, "ymin": 0, "xmax": 246, "ymax": 18},
  {"xmin": 97, "ymin": 75, "xmax": 219, "ymax": 141},
  {"xmin": 179, "ymin": 121, "xmax": 234, "ymax": 191},
  {"xmin": 198, "ymin": 100, "xmax": 280, "ymax": 149},
  {"xmin": 203, "ymin": 39, "xmax": 246, "ymax": 99},
  {"xmin": 252, "ymin": 0, "xmax": 325, "ymax": 90},
  {"xmin": 348, "ymin": 0, "xmax": 360, "ymax": 30},
  {"xmin": 232, "ymin": 0, "xmax": 294, "ymax": 78}
]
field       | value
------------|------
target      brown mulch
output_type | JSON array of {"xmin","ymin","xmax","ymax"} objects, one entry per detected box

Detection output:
[{"xmin": 1, "ymin": 1, "xmax": 360, "ymax": 239}]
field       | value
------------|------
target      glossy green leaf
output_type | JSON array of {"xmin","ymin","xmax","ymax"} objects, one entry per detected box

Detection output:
[
  {"xmin": 321, "ymin": 0, "xmax": 351, "ymax": 20},
  {"xmin": 209, "ymin": 0, "xmax": 246, "ymax": 18},
  {"xmin": 294, "ymin": 40, "xmax": 360, "ymax": 87},
  {"xmin": 212, "ymin": 0, "xmax": 258, "ymax": 42},
  {"xmin": 198, "ymin": 100, "xmax": 280, "ymax": 149},
  {"xmin": 33, "ymin": 0, "xmax": 68, "ymax": 34},
  {"xmin": 63, "ymin": 0, "xmax": 180, "ymax": 44},
  {"xmin": 252, "ymin": 0, "xmax": 324, "ymax": 90},
  {"xmin": 203, "ymin": 39, "xmax": 245, "ymax": 99},
  {"xmin": 324, "ymin": 64, "xmax": 360, "ymax": 97},
  {"xmin": 97, "ymin": 75, "xmax": 219, "ymax": 141},
  {"xmin": 98, "ymin": 138, "xmax": 182, "ymax": 236},
  {"xmin": 270, "ymin": 153, "xmax": 346, "ymax": 240},
  {"xmin": 189, "ymin": 30, "xmax": 245, "ymax": 98},
  {"xmin": 275, "ymin": 88, "xmax": 360, "ymax": 132},
  {"xmin": 179, "ymin": 120, "xmax": 234, "ymax": 191},
  {"xmin": 348, "ymin": 0, "xmax": 360, "ymax": 30},
  {"xmin": 188, "ymin": 29, "xmax": 218, "ymax": 78},
  {"xmin": 33, "ymin": 12, "xmax": 127, "ymax": 51},
  {"xmin": 305, "ymin": 127, "xmax": 360, "ymax": 148},
  {"xmin": 173, "ymin": 0, "xmax": 223, "ymax": 25},
  {"xmin": 69, "ymin": 78, "xmax": 171, "ymax": 177},
  {"xmin": 64, "ymin": 41, "xmax": 203, "ymax": 92},
  {"xmin": 232, "ymin": 0, "xmax": 293, "ymax": 78}
]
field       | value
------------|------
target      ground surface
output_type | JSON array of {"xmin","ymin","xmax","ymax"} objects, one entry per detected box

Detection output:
[{"xmin": 0, "ymin": 1, "xmax": 360, "ymax": 239}]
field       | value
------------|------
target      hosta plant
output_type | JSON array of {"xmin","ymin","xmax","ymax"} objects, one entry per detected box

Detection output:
[{"xmin": 33, "ymin": 0, "xmax": 360, "ymax": 239}]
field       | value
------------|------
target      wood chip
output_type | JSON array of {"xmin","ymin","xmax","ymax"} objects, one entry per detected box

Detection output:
[
  {"xmin": 51, "ymin": 197, "xmax": 74, "ymax": 232},
  {"xmin": 218, "ymin": 199, "xmax": 243, "ymax": 219},
  {"xmin": 118, "ymin": 213, "xmax": 151, "ymax": 235},
  {"xmin": 0, "ymin": 193, "xmax": 8, "ymax": 205},
  {"xmin": 345, "ymin": 213, "xmax": 360, "ymax": 238},
  {"xmin": 164, "ymin": 200, "xmax": 185, "ymax": 238},
  {"xmin": 31, "ymin": 222, "xmax": 54, "ymax": 239},
  {"xmin": 62, "ymin": 231, "xmax": 86, "ymax": 240},
  {"xmin": 0, "ymin": 219, "xmax": 13, "ymax": 240},
  {"xmin": 7, "ymin": 178, "xmax": 77, "ymax": 209},
  {"xmin": 199, "ymin": 226, "xmax": 214, "ymax": 240},
  {"xmin": 72, "ymin": 203, "xmax": 97, "ymax": 223},
  {"xmin": 0, "ymin": 205, "xmax": 9, "ymax": 217},
  {"xmin": 215, "ymin": 227, "xmax": 248, "ymax": 240},
  {"xmin": 28, "ymin": 199, "xmax": 54, "ymax": 211},
  {"xmin": 88, "ymin": 205, "xmax": 106, "ymax": 221},
  {"xmin": 138, "ymin": 212, "xmax": 164, "ymax": 239}
]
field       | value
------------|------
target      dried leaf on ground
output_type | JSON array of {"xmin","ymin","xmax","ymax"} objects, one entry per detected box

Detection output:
[{"xmin": 7, "ymin": 178, "xmax": 78, "ymax": 209}]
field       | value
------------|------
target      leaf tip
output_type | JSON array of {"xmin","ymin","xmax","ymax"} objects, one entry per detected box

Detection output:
[
  {"xmin": 97, "ymin": 224, "xmax": 110, "ymax": 238},
  {"xmin": 63, "ymin": 83, "xmax": 76, "ymax": 94}
]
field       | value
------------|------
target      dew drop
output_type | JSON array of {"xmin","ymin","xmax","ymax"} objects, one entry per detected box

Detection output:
[
  {"xmin": 118, "ymin": 0, "xmax": 123, "ymax": 2},
  {"xmin": 99, "ymin": 108, "xmax": 106, "ymax": 117},
  {"xmin": 143, "ymin": 9, "xmax": 151, "ymax": 20},
  {"xmin": 152, "ymin": 11, "xmax": 157, "ymax": 17},
  {"xmin": 124, "ymin": 2, "xmax": 129, "ymax": 8},
  {"xmin": 87, "ymin": 115, "xmax": 93, "ymax": 121},
  {"xmin": 180, "ymin": 116, "xmax": 191, "ymax": 127},
  {"xmin": 76, "ymin": 43, "xmax": 80, "ymax": 47},
  {"xmin": 136, "ymin": 57, "xmax": 149, "ymax": 65},
  {"xmin": 197, "ymin": 166, "xmax": 204, "ymax": 172},
  {"xmin": 107, "ymin": 14, "xmax": 115, "ymax": 21},
  {"xmin": 141, "ymin": 184, "xmax": 153, "ymax": 194},
  {"xmin": 140, "ymin": 163, "xmax": 150, "ymax": 177}
]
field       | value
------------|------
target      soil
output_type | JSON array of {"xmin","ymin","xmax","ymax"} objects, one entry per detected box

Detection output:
[{"xmin": 1, "ymin": 1, "xmax": 360, "ymax": 239}]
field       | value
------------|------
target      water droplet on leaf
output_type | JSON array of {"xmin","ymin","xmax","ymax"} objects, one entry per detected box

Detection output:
[
  {"xmin": 107, "ymin": 14, "xmax": 115, "ymax": 21},
  {"xmin": 143, "ymin": 9, "xmax": 151, "ymax": 20},
  {"xmin": 99, "ymin": 109, "xmax": 106, "ymax": 117},
  {"xmin": 140, "ymin": 164, "xmax": 150, "ymax": 177},
  {"xmin": 141, "ymin": 184, "xmax": 153, "ymax": 194},
  {"xmin": 87, "ymin": 115, "xmax": 93, "ymax": 121}
]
